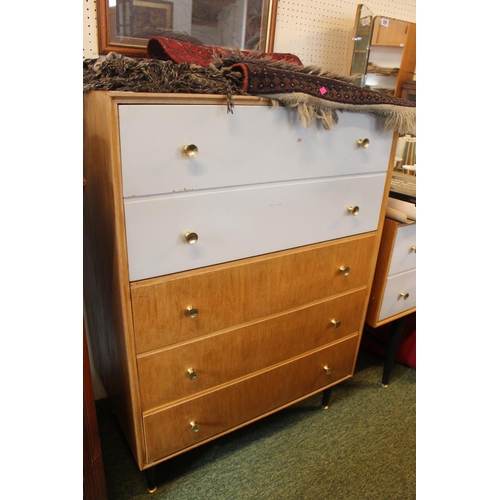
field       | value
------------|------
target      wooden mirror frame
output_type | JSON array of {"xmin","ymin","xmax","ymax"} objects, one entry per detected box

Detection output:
[{"xmin": 97, "ymin": 0, "xmax": 278, "ymax": 57}]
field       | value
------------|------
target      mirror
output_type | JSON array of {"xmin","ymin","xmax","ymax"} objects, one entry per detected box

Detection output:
[
  {"xmin": 97, "ymin": 0, "xmax": 278, "ymax": 57},
  {"xmin": 349, "ymin": 4, "xmax": 373, "ymax": 88}
]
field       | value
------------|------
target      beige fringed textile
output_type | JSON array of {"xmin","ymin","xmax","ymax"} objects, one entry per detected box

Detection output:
[
  {"xmin": 83, "ymin": 52, "xmax": 245, "ymax": 112},
  {"xmin": 267, "ymin": 93, "xmax": 416, "ymax": 135}
]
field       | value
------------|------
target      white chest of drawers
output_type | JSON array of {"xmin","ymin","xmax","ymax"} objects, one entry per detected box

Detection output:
[
  {"xmin": 366, "ymin": 217, "xmax": 416, "ymax": 326},
  {"xmin": 83, "ymin": 91, "xmax": 394, "ymax": 491}
]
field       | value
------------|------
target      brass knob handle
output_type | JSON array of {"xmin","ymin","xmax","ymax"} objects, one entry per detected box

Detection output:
[
  {"xmin": 186, "ymin": 306, "xmax": 199, "ymax": 318},
  {"xmin": 357, "ymin": 138, "xmax": 370, "ymax": 149},
  {"xmin": 331, "ymin": 319, "xmax": 341, "ymax": 329},
  {"xmin": 339, "ymin": 266, "xmax": 351, "ymax": 276},
  {"xmin": 189, "ymin": 421, "xmax": 200, "ymax": 432},
  {"xmin": 183, "ymin": 144, "xmax": 198, "ymax": 158},
  {"xmin": 185, "ymin": 231, "xmax": 198, "ymax": 244},
  {"xmin": 348, "ymin": 205, "xmax": 359, "ymax": 216},
  {"xmin": 410, "ymin": 245, "xmax": 416, "ymax": 253},
  {"xmin": 187, "ymin": 368, "xmax": 199, "ymax": 380},
  {"xmin": 323, "ymin": 365, "xmax": 333, "ymax": 374},
  {"xmin": 399, "ymin": 292, "xmax": 409, "ymax": 300}
]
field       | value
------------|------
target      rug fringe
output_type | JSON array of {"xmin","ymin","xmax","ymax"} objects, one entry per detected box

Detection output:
[{"xmin": 266, "ymin": 93, "xmax": 415, "ymax": 135}]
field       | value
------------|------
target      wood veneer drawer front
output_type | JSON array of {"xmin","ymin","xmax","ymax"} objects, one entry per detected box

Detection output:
[
  {"xmin": 118, "ymin": 104, "xmax": 392, "ymax": 198},
  {"xmin": 124, "ymin": 173, "xmax": 386, "ymax": 281},
  {"xmin": 378, "ymin": 269, "xmax": 416, "ymax": 321},
  {"xmin": 131, "ymin": 235, "xmax": 377, "ymax": 353},
  {"xmin": 388, "ymin": 223, "xmax": 416, "ymax": 276},
  {"xmin": 137, "ymin": 289, "xmax": 366, "ymax": 411},
  {"xmin": 143, "ymin": 335, "xmax": 358, "ymax": 463}
]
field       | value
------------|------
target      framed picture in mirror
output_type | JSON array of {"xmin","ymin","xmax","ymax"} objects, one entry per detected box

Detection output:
[{"xmin": 97, "ymin": 0, "xmax": 278, "ymax": 57}]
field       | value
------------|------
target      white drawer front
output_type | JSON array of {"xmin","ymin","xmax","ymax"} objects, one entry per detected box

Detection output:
[
  {"xmin": 119, "ymin": 105, "xmax": 392, "ymax": 198},
  {"xmin": 124, "ymin": 173, "xmax": 386, "ymax": 280},
  {"xmin": 378, "ymin": 269, "xmax": 416, "ymax": 321},
  {"xmin": 388, "ymin": 223, "xmax": 416, "ymax": 276}
]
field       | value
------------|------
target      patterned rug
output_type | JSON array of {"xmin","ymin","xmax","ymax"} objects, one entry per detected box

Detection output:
[
  {"xmin": 226, "ymin": 56, "xmax": 415, "ymax": 134},
  {"xmin": 83, "ymin": 36, "xmax": 415, "ymax": 135},
  {"xmin": 147, "ymin": 35, "xmax": 303, "ymax": 67}
]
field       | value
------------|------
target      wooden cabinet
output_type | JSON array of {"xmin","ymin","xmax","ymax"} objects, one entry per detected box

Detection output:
[
  {"xmin": 365, "ymin": 18, "xmax": 416, "ymax": 97},
  {"xmin": 371, "ymin": 17, "xmax": 410, "ymax": 47},
  {"xmin": 366, "ymin": 217, "xmax": 416, "ymax": 327},
  {"xmin": 83, "ymin": 91, "xmax": 395, "ymax": 491}
]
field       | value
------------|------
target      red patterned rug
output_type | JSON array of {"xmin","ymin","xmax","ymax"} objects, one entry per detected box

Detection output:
[
  {"xmin": 147, "ymin": 36, "xmax": 303, "ymax": 67},
  {"xmin": 146, "ymin": 36, "xmax": 415, "ymax": 135}
]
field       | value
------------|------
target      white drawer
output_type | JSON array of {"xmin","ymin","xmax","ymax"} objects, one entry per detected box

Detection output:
[
  {"xmin": 388, "ymin": 223, "xmax": 416, "ymax": 276},
  {"xmin": 119, "ymin": 105, "xmax": 393, "ymax": 198},
  {"xmin": 378, "ymin": 269, "xmax": 416, "ymax": 321},
  {"xmin": 124, "ymin": 173, "xmax": 386, "ymax": 280}
]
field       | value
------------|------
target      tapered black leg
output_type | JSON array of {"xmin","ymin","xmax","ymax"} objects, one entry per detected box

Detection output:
[
  {"xmin": 322, "ymin": 387, "xmax": 334, "ymax": 409},
  {"xmin": 145, "ymin": 466, "xmax": 157, "ymax": 494},
  {"xmin": 381, "ymin": 317, "xmax": 406, "ymax": 387}
]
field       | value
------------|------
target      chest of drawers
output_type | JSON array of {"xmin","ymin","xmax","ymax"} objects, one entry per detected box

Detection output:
[
  {"xmin": 83, "ymin": 91, "xmax": 395, "ymax": 490},
  {"xmin": 366, "ymin": 217, "xmax": 416, "ymax": 327}
]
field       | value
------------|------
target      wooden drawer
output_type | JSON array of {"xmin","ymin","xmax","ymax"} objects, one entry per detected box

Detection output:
[
  {"xmin": 143, "ymin": 335, "xmax": 358, "ymax": 463},
  {"xmin": 378, "ymin": 269, "xmax": 416, "ymax": 321},
  {"xmin": 137, "ymin": 288, "xmax": 366, "ymax": 411},
  {"xmin": 388, "ymin": 223, "xmax": 416, "ymax": 275},
  {"xmin": 119, "ymin": 105, "xmax": 392, "ymax": 198},
  {"xmin": 124, "ymin": 173, "xmax": 386, "ymax": 280},
  {"xmin": 131, "ymin": 235, "xmax": 377, "ymax": 353}
]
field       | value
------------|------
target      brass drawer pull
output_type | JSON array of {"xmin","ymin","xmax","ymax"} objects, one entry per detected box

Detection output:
[
  {"xmin": 184, "ymin": 231, "xmax": 198, "ymax": 244},
  {"xmin": 183, "ymin": 144, "xmax": 198, "ymax": 158},
  {"xmin": 187, "ymin": 368, "xmax": 199, "ymax": 380},
  {"xmin": 330, "ymin": 319, "xmax": 341, "ymax": 329},
  {"xmin": 348, "ymin": 205, "xmax": 359, "ymax": 216},
  {"xmin": 357, "ymin": 138, "xmax": 370, "ymax": 149},
  {"xmin": 189, "ymin": 421, "xmax": 200, "ymax": 433},
  {"xmin": 410, "ymin": 245, "xmax": 416, "ymax": 253},
  {"xmin": 323, "ymin": 365, "xmax": 333, "ymax": 374},
  {"xmin": 339, "ymin": 266, "xmax": 351, "ymax": 276},
  {"xmin": 399, "ymin": 292, "xmax": 409, "ymax": 300},
  {"xmin": 186, "ymin": 306, "xmax": 199, "ymax": 318}
]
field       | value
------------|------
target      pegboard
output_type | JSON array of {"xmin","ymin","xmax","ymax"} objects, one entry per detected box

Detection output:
[
  {"xmin": 274, "ymin": 0, "xmax": 415, "ymax": 74},
  {"xmin": 83, "ymin": 0, "xmax": 99, "ymax": 59},
  {"xmin": 83, "ymin": 0, "xmax": 416, "ymax": 71}
]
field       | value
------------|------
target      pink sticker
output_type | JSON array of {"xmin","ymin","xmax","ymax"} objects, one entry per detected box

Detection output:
[{"xmin": 319, "ymin": 86, "xmax": 327, "ymax": 95}]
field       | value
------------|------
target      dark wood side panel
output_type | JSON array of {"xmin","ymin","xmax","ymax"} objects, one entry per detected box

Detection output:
[{"xmin": 83, "ymin": 322, "xmax": 108, "ymax": 500}]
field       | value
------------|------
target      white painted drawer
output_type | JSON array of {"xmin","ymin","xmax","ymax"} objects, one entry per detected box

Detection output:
[
  {"xmin": 378, "ymin": 269, "xmax": 416, "ymax": 321},
  {"xmin": 119, "ymin": 105, "xmax": 393, "ymax": 198},
  {"xmin": 124, "ymin": 173, "xmax": 386, "ymax": 280},
  {"xmin": 388, "ymin": 223, "xmax": 416, "ymax": 276}
]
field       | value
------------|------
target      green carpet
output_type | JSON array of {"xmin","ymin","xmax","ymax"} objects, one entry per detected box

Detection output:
[{"xmin": 96, "ymin": 349, "xmax": 416, "ymax": 499}]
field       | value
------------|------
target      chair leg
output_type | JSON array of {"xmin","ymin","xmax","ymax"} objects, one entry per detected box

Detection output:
[{"xmin": 381, "ymin": 317, "xmax": 406, "ymax": 387}]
